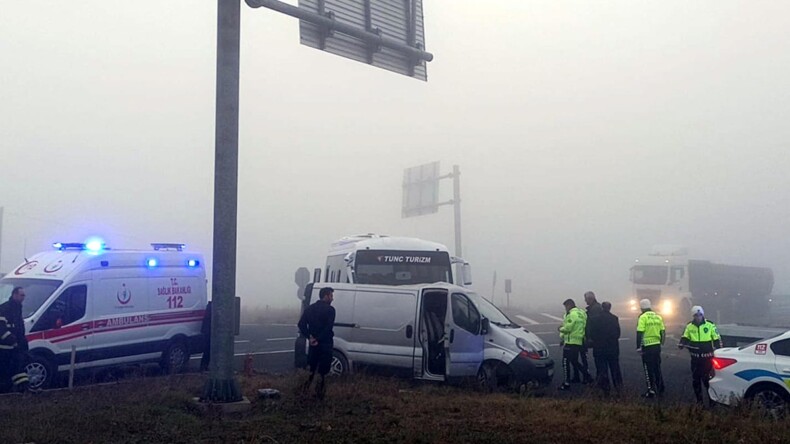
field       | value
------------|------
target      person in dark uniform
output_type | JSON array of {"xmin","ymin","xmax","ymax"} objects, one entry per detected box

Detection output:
[
  {"xmin": 583, "ymin": 291, "xmax": 603, "ymax": 385},
  {"xmin": 592, "ymin": 302, "xmax": 623, "ymax": 393},
  {"xmin": 199, "ymin": 301, "xmax": 212, "ymax": 372},
  {"xmin": 298, "ymin": 287, "xmax": 336, "ymax": 399},
  {"xmin": 0, "ymin": 287, "xmax": 32, "ymax": 393}
]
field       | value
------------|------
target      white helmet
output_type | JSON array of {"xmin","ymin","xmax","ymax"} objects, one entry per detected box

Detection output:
[
  {"xmin": 639, "ymin": 299, "xmax": 652, "ymax": 310},
  {"xmin": 691, "ymin": 305, "xmax": 704, "ymax": 317}
]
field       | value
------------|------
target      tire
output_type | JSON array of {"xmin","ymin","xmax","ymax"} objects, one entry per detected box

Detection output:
[
  {"xmin": 329, "ymin": 350, "xmax": 349, "ymax": 376},
  {"xmin": 161, "ymin": 339, "xmax": 189, "ymax": 374},
  {"xmin": 748, "ymin": 385, "xmax": 788, "ymax": 419},
  {"xmin": 477, "ymin": 362, "xmax": 498, "ymax": 392},
  {"xmin": 26, "ymin": 354, "xmax": 57, "ymax": 390}
]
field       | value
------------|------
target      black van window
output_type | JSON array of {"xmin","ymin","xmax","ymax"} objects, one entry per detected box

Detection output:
[
  {"xmin": 31, "ymin": 285, "xmax": 87, "ymax": 332},
  {"xmin": 451, "ymin": 293, "xmax": 480, "ymax": 334}
]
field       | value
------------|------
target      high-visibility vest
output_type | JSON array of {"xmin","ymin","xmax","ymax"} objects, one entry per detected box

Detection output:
[
  {"xmin": 637, "ymin": 310, "xmax": 665, "ymax": 347},
  {"xmin": 560, "ymin": 307, "xmax": 587, "ymax": 346}
]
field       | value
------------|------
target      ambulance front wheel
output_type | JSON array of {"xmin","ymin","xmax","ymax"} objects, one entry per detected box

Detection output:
[
  {"xmin": 26, "ymin": 354, "xmax": 57, "ymax": 390},
  {"xmin": 161, "ymin": 339, "xmax": 189, "ymax": 374}
]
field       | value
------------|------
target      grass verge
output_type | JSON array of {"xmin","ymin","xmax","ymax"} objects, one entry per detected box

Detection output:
[{"xmin": 0, "ymin": 372, "xmax": 787, "ymax": 444}]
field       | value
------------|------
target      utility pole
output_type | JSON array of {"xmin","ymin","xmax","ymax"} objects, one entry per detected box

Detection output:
[
  {"xmin": 201, "ymin": 0, "xmax": 243, "ymax": 404},
  {"xmin": 452, "ymin": 165, "xmax": 462, "ymax": 280},
  {"xmin": 0, "ymin": 207, "xmax": 4, "ymax": 274}
]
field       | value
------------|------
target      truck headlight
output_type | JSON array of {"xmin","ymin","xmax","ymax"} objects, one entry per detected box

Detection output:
[{"xmin": 661, "ymin": 300, "xmax": 674, "ymax": 315}]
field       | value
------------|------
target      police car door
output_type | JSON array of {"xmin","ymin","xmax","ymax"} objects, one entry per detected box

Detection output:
[
  {"xmin": 772, "ymin": 338, "xmax": 790, "ymax": 389},
  {"xmin": 445, "ymin": 292, "xmax": 484, "ymax": 378}
]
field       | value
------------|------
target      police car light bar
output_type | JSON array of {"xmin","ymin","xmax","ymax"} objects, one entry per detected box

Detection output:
[{"xmin": 151, "ymin": 243, "xmax": 186, "ymax": 251}]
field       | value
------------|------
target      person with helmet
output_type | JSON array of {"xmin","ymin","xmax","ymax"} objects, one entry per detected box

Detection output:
[
  {"xmin": 636, "ymin": 299, "xmax": 665, "ymax": 398},
  {"xmin": 558, "ymin": 298, "xmax": 592, "ymax": 391},
  {"xmin": 679, "ymin": 305, "xmax": 721, "ymax": 404},
  {"xmin": 0, "ymin": 287, "xmax": 32, "ymax": 393}
]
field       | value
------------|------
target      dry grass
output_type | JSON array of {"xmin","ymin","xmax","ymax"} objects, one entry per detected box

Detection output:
[{"xmin": 0, "ymin": 372, "xmax": 787, "ymax": 444}]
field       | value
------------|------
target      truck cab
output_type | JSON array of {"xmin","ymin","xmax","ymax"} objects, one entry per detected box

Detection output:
[{"xmin": 629, "ymin": 245, "xmax": 691, "ymax": 320}]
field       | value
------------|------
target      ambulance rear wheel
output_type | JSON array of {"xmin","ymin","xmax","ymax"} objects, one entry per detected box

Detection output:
[
  {"xmin": 26, "ymin": 354, "xmax": 56, "ymax": 390},
  {"xmin": 161, "ymin": 340, "xmax": 189, "ymax": 374}
]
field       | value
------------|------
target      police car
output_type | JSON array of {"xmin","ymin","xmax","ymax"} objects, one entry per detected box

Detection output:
[{"xmin": 708, "ymin": 330, "xmax": 790, "ymax": 415}]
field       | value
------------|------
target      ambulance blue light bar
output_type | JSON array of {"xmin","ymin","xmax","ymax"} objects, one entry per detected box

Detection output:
[
  {"xmin": 151, "ymin": 243, "xmax": 185, "ymax": 251},
  {"xmin": 187, "ymin": 259, "xmax": 199, "ymax": 268},
  {"xmin": 146, "ymin": 258, "xmax": 158, "ymax": 268},
  {"xmin": 53, "ymin": 242, "xmax": 106, "ymax": 252}
]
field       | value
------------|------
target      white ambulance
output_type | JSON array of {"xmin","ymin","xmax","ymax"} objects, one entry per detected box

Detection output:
[{"xmin": 0, "ymin": 241, "xmax": 207, "ymax": 389}]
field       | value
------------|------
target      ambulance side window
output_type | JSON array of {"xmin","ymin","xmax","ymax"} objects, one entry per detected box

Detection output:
[
  {"xmin": 771, "ymin": 339, "xmax": 790, "ymax": 357},
  {"xmin": 31, "ymin": 285, "xmax": 87, "ymax": 332}
]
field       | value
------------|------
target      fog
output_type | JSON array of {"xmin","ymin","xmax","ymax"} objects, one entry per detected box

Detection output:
[{"xmin": 2, "ymin": 1, "xmax": 790, "ymax": 310}]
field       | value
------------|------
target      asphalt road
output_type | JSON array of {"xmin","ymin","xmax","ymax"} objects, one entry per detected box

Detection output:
[{"xmin": 235, "ymin": 309, "xmax": 703, "ymax": 403}]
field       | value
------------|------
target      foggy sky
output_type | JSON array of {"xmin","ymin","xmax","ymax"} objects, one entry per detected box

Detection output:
[{"xmin": 2, "ymin": 1, "xmax": 790, "ymax": 310}]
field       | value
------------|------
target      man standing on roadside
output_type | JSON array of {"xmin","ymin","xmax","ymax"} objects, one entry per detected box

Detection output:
[
  {"xmin": 584, "ymin": 291, "xmax": 603, "ymax": 385},
  {"xmin": 0, "ymin": 287, "xmax": 32, "ymax": 393},
  {"xmin": 636, "ymin": 299, "xmax": 665, "ymax": 398},
  {"xmin": 594, "ymin": 302, "xmax": 623, "ymax": 393},
  {"xmin": 679, "ymin": 305, "xmax": 721, "ymax": 404},
  {"xmin": 558, "ymin": 299, "xmax": 592, "ymax": 391},
  {"xmin": 298, "ymin": 287, "xmax": 336, "ymax": 399}
]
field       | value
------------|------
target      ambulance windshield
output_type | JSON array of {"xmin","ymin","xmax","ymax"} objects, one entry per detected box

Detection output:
[{"xmin": 0, "ymin": 278, "xmax": 63, "ymax": 318}]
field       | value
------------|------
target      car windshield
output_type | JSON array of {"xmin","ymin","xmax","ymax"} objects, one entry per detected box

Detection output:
[
  {"xmin": 465, "ymin": 292, "xmax": 517, "ymax": 327},
  {"xmin": 0, "ymin": 278, "xmax": 63, "ymax": 318},
  {"xmin": 630, "ymin": 265, "xmax": 668, "ymax": 285}
]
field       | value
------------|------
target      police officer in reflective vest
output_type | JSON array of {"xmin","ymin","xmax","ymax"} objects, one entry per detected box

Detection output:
[
  {"xmin": 558, "ymin": 298, "xmax": 592, "ymax": 391},
  {"xmin": 636, "ymin": 299, "xmax": 665, "ymax": 398},
  {"xmin": 678, "ymin": 305, "xmax": 721, "ymax": 404},
  {"xmin": 0, "ymin": 287, "xmax": 31, "ymax": 393}
]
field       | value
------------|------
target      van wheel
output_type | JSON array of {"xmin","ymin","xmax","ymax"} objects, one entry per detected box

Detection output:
[
  {"xmin": 329, "ymin": 351, "xmax": 348, "ymax": 376},
  {"xmin": 26, "ymin": 354, "xmax": 57, "ymax": 390},
  {"xmin": 477, "ymin": 362, "xmax": 498, "ymax": 392},
  {"xmin": 161, "ymin": 340, "xmax": 189, "ymax": 374}
]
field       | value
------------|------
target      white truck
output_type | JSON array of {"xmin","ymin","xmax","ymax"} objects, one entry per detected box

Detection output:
[
  {"xmin": 0, "ymin": 241, "xmax": 207, "ymax": 389},
  {"xmin": 629, "ymin": 245, "xmax": 781, "ymax": 345}
]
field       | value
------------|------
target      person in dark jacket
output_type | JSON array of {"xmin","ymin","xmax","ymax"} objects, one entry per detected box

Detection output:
[
  {"xmin": 593, "ymin": 302, "xmax": 623, "ymax": 393},
  {"xmin": 581, "ymin": 291, "xmax": 602, "ymax": 384},
  {"xmin": 199, "ymin": 301, "xmax": 212, "ymax": 372},
  {"xmin": 298, "ymin": 287, "xmax": 336, "ymax": 399},
  {"xmin": 0, "ymin": 287, "xmax": 31, "ymax": 393}
]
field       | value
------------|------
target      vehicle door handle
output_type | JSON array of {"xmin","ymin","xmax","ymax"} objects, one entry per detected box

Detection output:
[
  {"xmin": 782, "ymin": 368, "xmax": 790, "ymax": 374},
  {"xmin": 406, "ymin": 325, "xmax": 413, "ymax": 339},
  {"xmin": 449, "ymin": 329, "xmax": 455, "ymax": 344}
]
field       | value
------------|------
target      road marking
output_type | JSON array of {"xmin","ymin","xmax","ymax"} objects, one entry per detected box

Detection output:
[
  {"xmin": 516, "ymin": 315, "xmax": 539, "ymax": 325},
  {"xmin": 541, "ymin": 313, "xmax": 564, "ymax": 322},
  {"xmin": 234, "ymin": 340, "xmax": 250, "ymax": 344},
  {"xmin": 266, "ymin": 337, "xmax": 294, "ymax": 341},
  {"xmin": 189, "ymin": 349, "xmax": 293, "ymax": 360}
]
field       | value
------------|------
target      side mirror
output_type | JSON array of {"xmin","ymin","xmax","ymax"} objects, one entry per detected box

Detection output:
[
  {"xmin": 462, "ymin": 263, "xmax": 473, "ymax": 286},
  {"xmin": 481, "ymin": 317, "xmax": 490, "ymax": 335}
]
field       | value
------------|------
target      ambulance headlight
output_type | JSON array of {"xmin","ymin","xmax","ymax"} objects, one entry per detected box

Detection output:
[{"xmin": 146, "ymin": 258, "xmax": 158, "ymax": 268}]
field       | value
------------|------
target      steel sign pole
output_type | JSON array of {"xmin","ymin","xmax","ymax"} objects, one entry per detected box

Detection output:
[
  {"xmin": 202, "ymin": 0, "xmax": 243, "ymax": 403},
  {"xmin": 452, "ymin": 165, "xmax": 463, "ymax": 279}
]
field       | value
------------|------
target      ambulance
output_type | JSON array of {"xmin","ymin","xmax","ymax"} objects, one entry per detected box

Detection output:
[{"xmin": 0, "ymin": 241, "xmax": 207, "ymax": 389}]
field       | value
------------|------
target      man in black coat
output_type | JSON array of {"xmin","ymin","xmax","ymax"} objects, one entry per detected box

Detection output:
[
  {"xmin": 0, "ymin": 287, "xmax": 31, "ymax": 393},
  {"xmin": 592, "ymin": 301, "xmax": 623, "ymax": 393},
  {"xmin": 298, "ymin": 287, "xmax": 336, "ymax": 399}
]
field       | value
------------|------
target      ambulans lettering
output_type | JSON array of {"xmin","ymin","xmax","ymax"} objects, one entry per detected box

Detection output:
[{"xmin": 105, "ymin": 314, "xmax": 149, "ymax": 328}]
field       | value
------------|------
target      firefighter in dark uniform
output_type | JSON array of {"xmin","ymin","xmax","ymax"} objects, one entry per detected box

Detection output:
[
  {"xmin": 297, "ymin": 287, "xmax": 336, "ymax": 399},
  {"xmin": 679, "ymin": 305, "xmax": 721, "ymax": 404},
  {"xmin": 0, "ymin": 287, "xmax": 31, "ymax": 393}
]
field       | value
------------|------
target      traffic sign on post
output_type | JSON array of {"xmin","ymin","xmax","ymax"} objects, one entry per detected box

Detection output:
[
  {"xmin": 402, "ymin": 161, "xmax": 440, "ymax": 218},
  {"xmin": 246, "ymin": 0, "xmax": 432, "ymax": 81}
]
